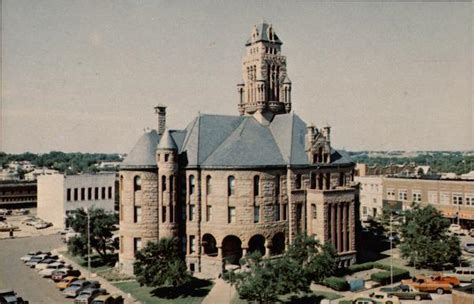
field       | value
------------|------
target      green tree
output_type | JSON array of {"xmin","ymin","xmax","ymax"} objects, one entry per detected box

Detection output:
[
  {"xmin": 230, "ymin": 235, "xmax": 337, "ymax": 303},
  {"xmin": 134, "ymin": 237, "xmax": 191, "ymax": 289},
  {"xmin": 400, "ymin": 204, "xmax": 461, "ymax": 269},
  {"xmin": 66, "ymin": 207, "xmax": 119, "ymax": 263}
]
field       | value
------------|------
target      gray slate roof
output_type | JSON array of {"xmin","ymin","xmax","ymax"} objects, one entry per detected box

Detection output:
[
  {"xmin": 121, "ymin": 113, "xmax": 353, "ymax": 169},
  {"xmin": 157, "ymin": 129, "xmax": 178, "ymax": 150},
  {"xmin": 246, "ymin": 22, "xmax": 283, "ymax": 46}
]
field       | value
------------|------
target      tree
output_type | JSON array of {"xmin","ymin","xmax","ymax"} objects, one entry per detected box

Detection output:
[
  {"xmin": 66, "ymin": 207, "xmax": 118, "ymax": 262},
  {"xmin": 134, "ymin": 237, "xmax": 191, "ymax": 289},
  {"xmin": 400, "ymin": 204, "xmax": 461, "ymax": 269},
  {"xmin": 230, "ymin": 235, "xmax": 337, "ymax": 303}
]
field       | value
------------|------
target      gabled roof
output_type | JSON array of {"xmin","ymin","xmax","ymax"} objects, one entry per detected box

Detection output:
[
  {"xmin": 121, "ymin": 130, "xmax": 160, "ymax": 169},
  {"xmin": 246, "ymin": 22, "xmax": 282, "ymax": 46}
]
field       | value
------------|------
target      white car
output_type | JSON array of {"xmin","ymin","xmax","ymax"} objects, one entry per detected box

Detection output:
[
  {"xmin": 20, "ymin": 251, "xmax": 43, "ymax": 262},
  {"xmin": 448, "ymin": 224, "xmax": 468, "ymax": 236},
  {"xmin": 34, "ymin": 258, "xmax": 61, "ymax": 270},
  {"xmin": 38, "ymin": 265, "xmax": 71, "ymax": 277}
]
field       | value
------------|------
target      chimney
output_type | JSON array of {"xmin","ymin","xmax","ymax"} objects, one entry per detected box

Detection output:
[
  {"xmin": 305, "ymin": 123, "xmax": 316, "ymax": 150},
  {"xmin": 322, "ymin": 125, "xmax": 331, "ymax": 143},
  {"xmin": 154, "ymin": 104, "xmax": 167, "ymax": 135}
]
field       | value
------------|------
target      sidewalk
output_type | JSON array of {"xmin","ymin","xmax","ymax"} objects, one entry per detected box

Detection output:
[
  {"xmin": 53, "ymin": 247, "xmax": 139, "ymax": 304},
  {"xmin": 201, "ymin": 278, "xmax": 237, "ymax": 304}
]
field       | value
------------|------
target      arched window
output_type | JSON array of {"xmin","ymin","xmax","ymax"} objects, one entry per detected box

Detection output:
[
  {"xmin": 133, "ymin": 176, "xmax": 141, "ymax": 192},
  {"xmin": 161, "ymin": 176, "xmax": 167, "ymax": 192},
  {"xmin": 206, "ymin": 175, "xmax": 212, "ymax": 195},
  {"xmin": 310, "ymin": 172, "xmax": 316, "ymax": 189},
  {"xmin": 228, "ymin": 176, "xmax": 235, "ymax": 196},
  {"xmin": 170, "ymin": 175, "xmax": 174, "ymax": 194},
  {"xmin": 275, "ymin": 175, "xmax": 280, "ymax": 196},
  {"xmin": 295, "ymin": 174, "xmax": 302, "ymax": 189},
  {"xmin": 253, "ymin": 175, "xmax": 260, "ymax": 196},
  {"xmin": 189, "ymin": 175, "xmax": 195, "ymax": 195},
  {"xmin": 120, "ymin": 175, "xmax": 123, "ymax": 192}
]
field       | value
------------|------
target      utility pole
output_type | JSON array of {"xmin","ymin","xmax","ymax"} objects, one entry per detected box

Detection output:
[{"xmin": 390, "ymin": 212, "xmax": 393, "ymax": 285}]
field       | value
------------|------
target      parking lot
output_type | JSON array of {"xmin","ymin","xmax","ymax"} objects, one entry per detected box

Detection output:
[
  {"xmin": 0, "ymin": 234, "xmax": 73, "ymax": 303},
  {"xmin": 0, "ymin": 209, "xmax": 61, "ymax": 240}
]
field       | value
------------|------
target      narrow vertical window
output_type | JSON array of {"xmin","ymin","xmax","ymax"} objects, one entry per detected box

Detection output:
[
  {"xmin": 311, "ymin": 204, "xmax": 317, "ymax": 219},
  {"xmin": 253, "ymin": 175, "xmax": 260, "ymax": 196},
  {"xmin": 282, "ymin": 204, "xmax": 287, "ymax": 221},
  {"xmin": 170, "ymin": 175, "xmax": 174, "ymax": 194},
  {"xmin": 206, "ymin": 175, "xmax": 212, "ymax": 195},
  {"xmin": 162, "ymin": 176, "xmax": 167, "ymax": 192},
  {"xmin": 101, "ymin": 187, "xmax": 106, "ymax": 199},
  {"xmin": 134, "ymin": 238, "xmax": 142, "ymax": 254},
  {"xmin": 134, "ymin": 206, "xmax": 141, "ymax": 223},
  {"xmin": 310, "ymin": 172, "xmax": 316, "ymax": 189},
  {"xmin": 95, "ymin": 187, "xmax": 99, "ymax": 200},
  {"xmin": 80, "ymin": 188, "xmax": 85, "ymax": 200},
  {"xmin": 108, "ymin": 186, "xmax": 112, "ymax": 199},
  {"xmin": 295, "ymin": 174, "xmax": 302, "ymax": 189},
  {"xmin": 228, "ymin": 206, "xmax": 236, "ymax": 223},
  {"xmin": 189, "ymin": 175, "xmax": 195, "ymax": 195},
  {"xmin": 88, "ymin": 188, "xmax": 92, "ymax": 200},
  {"xmin": 189, "ymin": 204, "xmax": 195, "ymax": 221},
  {"xmin": 206, "ymin": 205, "xmax": 212, "ymax": 222},
  {"xmin": 67, "ymin": 189, "xmax": 71, "ymax": 201},
  {"xmin": 339, "ymin": 172, "xmax": 344, "ymax": 187},
  {"xmin": 134, "ymin": 176, "xmax": 141, "ymax": 191},
  {"xmin": 274, "ymin": 203, "xmax": 280, "ymax": 221},
  {"xmin": 189, "ymin": 235, "xmax": 196, "ymax": 254},
  {"xmin": 74, "ymin": 188, "xmax": 78, "ymax": 201},
  {"xmin": 275, "ymin": 175, "xmax": 280, "ymax": 196},
  {"xmin": 254, "ymin": 206, "xmax": 260, "ymax": 223},
  {"xmin": 162, "ymin": 206, "xmax": 167, "ymax": 222},
  {"xmin": 228, "ymin": 176, "xmax": 235, "ymax": 196}
]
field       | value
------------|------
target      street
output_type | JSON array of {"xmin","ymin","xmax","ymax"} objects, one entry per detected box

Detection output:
[{"xmin": 0, "ymin": 234, "xmax": 72, "ymax": 303}]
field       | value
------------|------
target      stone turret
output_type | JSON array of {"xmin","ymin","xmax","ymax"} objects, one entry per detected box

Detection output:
[{"xmin": 156, "ymin": 129, "xmax": 179, "ymax": 238}]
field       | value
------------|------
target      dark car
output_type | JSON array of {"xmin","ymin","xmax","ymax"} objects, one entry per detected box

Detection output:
[
  {"xmin": 381, "ymin": 284, "xmax": 431, "ymax": 301},
  {"xmin": 51, "ymin": 269, "xmax": 81, "ymax": 282},
  {"xmin": 0, "ymin": 290, "xmax": 28, "ymax": 304},
  {"xmin": 74, "ymin": 288, "xmax": 107, "ymax": 304}
]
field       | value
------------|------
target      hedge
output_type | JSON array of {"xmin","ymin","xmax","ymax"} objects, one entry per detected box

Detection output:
[
  {"xmin": 322, "ymin": 276, "xmax": 350, "ymax": 291},
  {"xmin": 370, "ymin": 268, "xmax": 410, "ymax": 285},
  {"xmin": 347, "ymin": 262, "xmax": 375, "ymax": 274}
]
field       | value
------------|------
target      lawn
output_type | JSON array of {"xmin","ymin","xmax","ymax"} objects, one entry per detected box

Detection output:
[
  {"xmin": 113, "ymin": 278, "xmax": 214, "ymax": 304},
  {"xmin": 59, "ymin": 251, "xmax": 117, "ymax": 273}
]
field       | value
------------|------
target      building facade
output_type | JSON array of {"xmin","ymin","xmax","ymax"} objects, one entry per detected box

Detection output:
[
  {"xmin": 37, "ymin": 173, "xmax": 118, "ymax": 229},
  {"xmin": 354, "ymin": 176, "xmax": 383, "ymax": 220},
  {"xmin": 382, "ymin": 177, "xmax": 474, "ymax": 228},
  {"xmin": 0, "ymin": 181, "xmax": 37, "ymax": 208},
  {"xmin": 118, "ymin": 22, "xmax": 358, "ymax": 276}
]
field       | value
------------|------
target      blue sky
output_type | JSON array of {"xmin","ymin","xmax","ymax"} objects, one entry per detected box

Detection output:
[{"xmin": 2, "ymin": 1, "xmax": 472, "ymax": 153}]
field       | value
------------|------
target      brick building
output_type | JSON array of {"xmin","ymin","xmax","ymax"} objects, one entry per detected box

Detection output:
[{"xmin": 118, "ymin": 22, "xmax": 358, "ymax": 276}]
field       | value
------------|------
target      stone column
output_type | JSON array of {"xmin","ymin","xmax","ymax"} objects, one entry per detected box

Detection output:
[
  {"xmin": 337, "ymin": 203, "xmax": 342, "ymax": 252},
  {"xmin": 217, "ymin": 246, "xmax": 223, "ymax": 259},
  {"xmin": 331, "ymin": 203, "xmax": 336, "ymax": 248},
  {"xmin": 242, "ymin": 247, "xmax": 248, "ymax": 257},
  {"xmin": 343, "ymin": 202, "xmax": 348, "ymax": 252}
]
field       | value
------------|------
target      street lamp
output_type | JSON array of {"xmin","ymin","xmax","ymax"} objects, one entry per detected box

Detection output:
[{"xmin": 86, "ymin": 208, "xmax": 91, "ymax": 278}]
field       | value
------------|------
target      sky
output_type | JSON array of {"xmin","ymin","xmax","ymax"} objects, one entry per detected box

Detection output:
[{"xmin": 1, "ymin": 1, "xmax": 473, "ymax": 153}]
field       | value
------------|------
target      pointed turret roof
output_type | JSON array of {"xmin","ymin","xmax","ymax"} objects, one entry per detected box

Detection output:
[
  {"xmin": 157, "ymin": 129, "xmax": 178, "ymax": 150},
  {"xmin": 246, "ymin": 22, "xmax": 282, "ymax": 46}
]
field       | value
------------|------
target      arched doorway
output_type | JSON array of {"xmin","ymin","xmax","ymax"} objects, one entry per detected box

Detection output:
[
  {"xmin": 202, "ymin": 233, "xmax": 217, "ymax": 256},
  {"xmin": 222, "ymin": 235, "xmax": 242, "ymax": 265},
  {"xmin": 248, "ymin": 234, "xmax": 266, "ymax": 256},
  {"xmin": 271, "ymin": 232, "xmax": 285, "ymax": 255}
]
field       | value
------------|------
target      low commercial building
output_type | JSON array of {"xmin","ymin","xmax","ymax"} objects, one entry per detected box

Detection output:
[
  {"xmin": 0, "ymin": 181, "xmax": 37, "ymax": 208},
  {"xmin": 354, "ymin": 176, "xmax": 383, "ymax": 219},
  {"xmin": 37, "ymin": 173, "xmax": 118, "ymax": 229}
]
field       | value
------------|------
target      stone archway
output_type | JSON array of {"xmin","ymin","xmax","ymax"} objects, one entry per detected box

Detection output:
[
  {"xmin": 271, "ymin": 232, "xmax": 285, "ymax": 255},
  {"xmin": 248, "ymin": 234, "xmax": 266, "ymax": 256},
  {"xmin": 222, "ymin": 235, "xmax": 242, "ymax": 265},
  {"xmin": 202, "ymin": 233, "xmax": 218, "ymax": 256}
]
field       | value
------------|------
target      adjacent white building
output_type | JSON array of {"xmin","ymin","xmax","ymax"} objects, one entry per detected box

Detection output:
[
  {"xmin": 355, "ymin": 175, "xmax": 383, "ymax": 220},
  {"xmin": 37, "ymin": 173, "xmax": 117, "ymax": 229}
]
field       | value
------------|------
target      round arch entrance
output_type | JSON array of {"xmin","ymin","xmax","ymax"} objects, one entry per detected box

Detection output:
[
  {"xmin": 222, "ymin": 235, "xmax": 242, "ymax": 265},
  {"xmin": 202, "ymin": 233, "xmax": 218, "ymax": 256},
  {"xmin": 271, "ymin": 232, "xmax": 285, "ymax": 255},
  {"xmin": 248, "ymin": 234, "xmax": 266, "ymax": 256}
]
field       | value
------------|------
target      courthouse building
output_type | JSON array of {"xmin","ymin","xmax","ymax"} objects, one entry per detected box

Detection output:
[{"xmin": 118, "ymin": 22, "xmax": 358, "ymax": 275}]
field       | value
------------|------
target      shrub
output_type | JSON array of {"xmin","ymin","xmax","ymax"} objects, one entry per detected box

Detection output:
[
  {"xmin": 370, "ymin": 268, "xmax": 410, "ymax": 285},
  {"xmin": 322, "ymin": 276, "xmax": 350, "ymax": 291},
  {"xmin": 347, "ymin": 262, "xmax": 375, "ymax": 274}
]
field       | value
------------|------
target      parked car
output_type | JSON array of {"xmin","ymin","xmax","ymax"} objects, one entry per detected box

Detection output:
[
  {"xmin": 34, "ymin": 258, "xmax": 59, "ymax": 270},
  {"xmin": 25, "ymin": 254, "xmax": 49, "ymax": 267},
  {"xmin": 62, "ymin": 280, "xmax": 92, "ymax": 298},
  {"xmin": 352, "ymin": 292, "xmax": 400, "ymax": 304},
  {"xmin": 402, "ymin": 276, "xmax": 452, "ymax": 294},
  {"xmin": 56, "ymin": 276, "xmax": 82, "ymax": 290},
  {"xmin": 91, "ymin": 294, "xmax": 124, "ymax": 304},
  {"xmin": 448, "ymin": 224, "xmax": 468, "ymax": 236},
  {"xmin": 0, "ymin": 223, "xmax": 19, "ymax": 232},
  {"xmin": 463, "ymin": 243, "xmax": 474, "ymax": 254},
  {"xmin": 38, "ymin": 263, "xmax": 71, "ymax": 277},
  {"xmin": 380, "ymin": 284, "xmax": 431, "ymax": 301},
  {"xmin": 34, "ymin": 222, "xmax": 52, "ymax": 229},
  {"xmin": 429, "ymin": 274, "xmax": 460, "ymax": 287},
  {"xmin": 20, "ymin": 251, "xmax": 43, "ymax": 262},
  {"xmin": 0, "ymin": 209, "xmax": 12, "ymax": 216},
  {"xmin": 51, "ymin": 269, "xmax": 81, "ymax": 282},
  {"xmin": 0, "ymin": 290, "xmax": 28, "ymax": 304},
  {"xmin": 449, "ymin": 267, "xmax": 474, "ymax": 282},
  {"xmin": 74, "ymin": 288, "xmax": 107, "ymax": 304}
]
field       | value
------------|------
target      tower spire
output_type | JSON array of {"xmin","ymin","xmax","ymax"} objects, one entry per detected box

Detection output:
[{"xmin": 237, "ymin": 22, "xmax": 292, "ymax": 117}]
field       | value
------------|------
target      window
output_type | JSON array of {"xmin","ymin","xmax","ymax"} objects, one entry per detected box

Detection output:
[
  {"xmin": 134, "ymin": 176, "xmax": 141, "ymax": 191},
  {"xmin": 94, "ymin": 187, "xmax": 99, "ymax": 200},
  {"xmin": 275, "ymin": 175, "xmax": 280, "ymax": 195},
  {"xmin": 228, "ymin": 206, "xmax": 236, "ymax": 223},
  {"xmin": 134, "ymin": 206, "xmax": 141, "ymax": 223},
  {"xmin": 228, "ymin": 176, "xmax": 235, "ymax": 196},
  {"xmin": 206, "ymin": 176, "xmax": 212, "ymax": 195},
  {"xmin": 158, "ymin": 175, "xmax": 165, "ymax": 192},
  {"xmin": 206, "ymin": 205, "xmax": 212, "ymax": 221},
  {"xmin": 274, "ymin": 203, "xmax": 280, "ymax": 221},
  {"xmin": 189, "ymin": 205, "xmax": 195, "ymax": 221},
  {"xmin": 134, "ymin": 238, "xmax": 142, "ymax": 254},
  {"xmin": 162, "ymin": 206, "xmax": 167, "ymax": 222},
  {"xmin": 74, "ymin": 188, "xmax": 78, "ymax": 201},
  {"xmin": 253, "ymin": 176, "xmax": 260, "ymax": 196},
  {"xmin": 254, "ymin": 206, "xmax": 260, "ymax": 223},
  {"xmin": 88, "ymin": 188, "xmax": 92, "ymax": 200},
  {"xmin": 170, "ymin": 204, "xmax": 174, "ymax": 222},
  {"xmin": 428, "ymin": 191, "xmax": 438, "ymax": 204},
  {"xmin": 311, "ymin": 204, "xmax": 317, "ymax": 219},
  {"xmin": 362, "ymin": 206, "xmax": 368, "ymax": 216},
  {"xmin": 120, "ymin": 236, "xmax": 123, "ymax": 253},
  {"xmin": 412, "ymin": 191, "xmax": 422, "ymax": 202},
  {"xmin": 387, "ymin": 189, "xmax": 395, "ymax": 198},
  {"xmin": 440, "ymin": 192, "xmax": 450, "ymax": 204},
  {"xmin": 101, "ymin": 187, "xmax": 106, "ymax": 199},
  {"xmin": 164, "ymin": 154, "xmax": 169, "ymax": 162},
  {"xmin": 310, "ymin": 172, "xmax": 316, "ymax": 189},
  {"xmin": 80, "ymin": 188, "xmax": 85, "ymax": 200},
  {"xmin": 453, "ymin": 193, "xmax": 463, "ymax": 205},
  {"xmin": 108, "ymin": 186, "xmax": 112, "ymax": 199},
  {"xmin": 398, "ymin": 190, "xmax": 407, "ymax": 201},
  {"xmin": 189, "ymin": 235, "xmax": 196, "ymax": 254},
  {"xmin": 189, "ymin": 175, "xmax": 195, "ymax": 195},
  {"xmin": 170, "ymin": 175, "xmax": 174, "ymax": 194},
  {"xmin": 295, "ymin": 174, "xmax": 302, "ymax": 189},
  {"xmin": 282, "ymin": 204, "xmax": 287, "ymax": 220},
  {"xmin": 339, "ymin": 172, "xmax": 344, "ymax": 187},
  {"xmin": 67, "ymin": 189, "xmax": 71, "ymax": 201},
  {"xmin": 466, "ymin": 194, "xmax": 474, "ymax": 206}
]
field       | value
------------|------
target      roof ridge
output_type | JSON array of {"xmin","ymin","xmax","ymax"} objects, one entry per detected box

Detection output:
[
  {"xmin": 180, "ymin": 117, "xmax": 199, "ymax": 153},
  {"xmin": 267, "ymin": 118, "xmax": 287, "ymax": 165}
]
